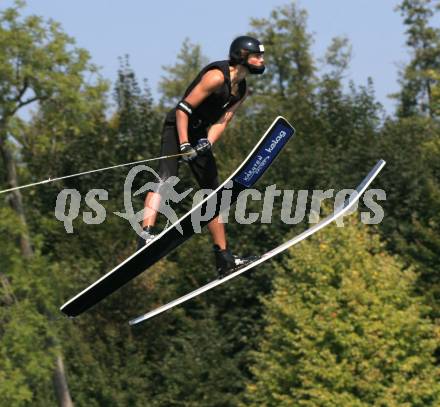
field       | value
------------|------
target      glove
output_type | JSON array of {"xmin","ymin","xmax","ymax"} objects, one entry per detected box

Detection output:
[
  {"xmin": 195, "ymin": 138, "xmax": 212, "ymax": 156},
  {"xmin": 180, "ymin": 142, "xmax": 197, "ymax": 162}
]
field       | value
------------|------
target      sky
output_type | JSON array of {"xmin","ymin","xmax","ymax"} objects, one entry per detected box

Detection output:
[{"xmin": 1, "ymin": 0, "xmax": 425, "ymax": 115}]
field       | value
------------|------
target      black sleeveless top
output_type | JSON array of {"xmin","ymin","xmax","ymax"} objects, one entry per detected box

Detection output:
[{"xmin": 165, "ymin": 60, "xmax": 247, "ymax": 130}]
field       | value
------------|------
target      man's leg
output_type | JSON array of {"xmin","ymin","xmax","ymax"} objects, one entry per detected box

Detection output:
[
  {"xmin": 190, "ymin": 149, "xmax": 257, "ymax": 276},
  {"xmin": 144, "ymin": 125, "xmax": 179, "ymax": 227},
  {"xmin": 188, "ymin": 149, "xmax": 227, "ymax": 247},
  {"xmin": 207, "ymin": 216, "xmax": 227, "ymax": 249},
  {"xmin": 138, "ymin": 125, "xmax": 179, "ymax": 248},
  {"xmin": 142, "ymin": 191, "xmax": 161, "ymax": 228},
  {"xmin": 138, "ymin": 191, "xmax": 161, "ymax": 249}
]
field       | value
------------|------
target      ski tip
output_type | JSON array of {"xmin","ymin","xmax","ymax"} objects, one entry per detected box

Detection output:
[
  {"xmin": 59, "ymin": 310, "xmax": 74, "ymax": 318},
  {"xmin": 274, "ymin": 115, "xmax": 295, "ymax": 131},
  {"xmin": 372, "ymin": 159, "xmax": 387, "ymax": 176},
  {"xmin": 59, "ymin": 303, "xmax": 73, "ymax": 317},
  {"xmin": 59, "ymin": 300, "xmax": 83, "ymax": 317}
]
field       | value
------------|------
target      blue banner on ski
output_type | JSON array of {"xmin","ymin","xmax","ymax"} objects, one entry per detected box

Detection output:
[
  {"xmin": 60, "ymin": 116, "xmax": 295, "ymax": 317},
  {"xmin": 234, "ymin": 120, "xmax": 294, "ymax": 187}
]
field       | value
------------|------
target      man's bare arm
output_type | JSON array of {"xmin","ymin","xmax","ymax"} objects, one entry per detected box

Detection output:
[
  {"xmin": 207, "ymin": 87, "xmax": 249, "ymax": 145},
  {"xmin": 176, "ymin": 69, "xmax": 224, "ymax": 144}
]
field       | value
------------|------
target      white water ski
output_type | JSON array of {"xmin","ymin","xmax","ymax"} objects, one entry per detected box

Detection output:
[{"xmin": 129, "ymin": 159, "xmax": 386, "ymax": 326}]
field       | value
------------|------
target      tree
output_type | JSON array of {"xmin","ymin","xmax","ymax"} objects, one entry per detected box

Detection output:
[
  {"xmin": 250, "ymin": 3, "xmax": 316, "ymax": 101},
  {"xmin": 0, "ymin": 206, "xmax": 75, "ymax": 406},
  {"xmin": 158, "ymin": 38, "xmax": 208, "ymax": 108},
  {"xmin": 395, "ymin": 0, "xmax": 440, "ymax": 118},
  {"xmin": 0, "ymin": 2, "xmax": 107, "ymax": 404},
  {"xmin": 243, "ymin": 219, "xmax": 440, "ymax": 406},
  {"xmin": 372, "ymin": 0, "xmax": 440, "ymax": 317},
  {"xmin": 112, "ymin": 55, "xmax": 160, "ymax": 163},
  {"xmin": 0, "ymin": 0, "xmax": 107, "ymax": 255}
]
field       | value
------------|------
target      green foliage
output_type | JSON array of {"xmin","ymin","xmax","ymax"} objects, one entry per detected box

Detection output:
[
  {"xmin": 0, "ymin": 0, "xmax": 107, "ymax": 125},
  {"xmin": 372, "ymin": 116, "xmax": 440, "ymax": 317},
  {"xmin": 112, "ymin": 55, "xmax": 160, "ymax": 162},
  {"xmin": 394, "ymin": 0, "xmax": 440, "ymax": 118},
  {"xmin": 158, "ymin": 38, "xmax": 208, "ymax": 108},
  {"xmin": 242, "ymin": 219, "xmax": 440, "ymax": 406},
  {"xmin": 146, "ymin": 310, "xmax": 244, "ymax": 407},
  {"xmin": 0, "ymin": 207, "xmax": 60, "ymax": 406},
  {"xmin": 249, "ymin": 3, "xmax": 316, "ymax": 100},
  {"xmin": 322, "ymin": 36, "xmax": 352, "ymax": 81}
]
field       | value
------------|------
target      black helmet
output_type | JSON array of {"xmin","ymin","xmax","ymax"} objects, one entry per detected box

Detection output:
[{"xmin": 229, "ymin": 36, "xmax": 265, "ymax": 75}]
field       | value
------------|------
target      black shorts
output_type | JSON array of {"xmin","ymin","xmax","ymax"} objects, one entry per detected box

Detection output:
[{"xmin": 157, "ymin": 124, "xmax": 219, "ymax": 190}]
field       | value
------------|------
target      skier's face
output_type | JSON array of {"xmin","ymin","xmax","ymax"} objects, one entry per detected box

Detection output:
[{"xmin": 247, "ymin": 53, "xmax": 265, "ymax": 67}]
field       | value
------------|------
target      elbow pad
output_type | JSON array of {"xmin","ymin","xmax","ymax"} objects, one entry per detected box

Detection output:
[{"xmin": 176, "ymin": 100, "xmax": 194, "ymax": 116}]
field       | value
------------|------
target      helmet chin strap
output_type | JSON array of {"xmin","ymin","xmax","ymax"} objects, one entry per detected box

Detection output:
[{"xmin": 245, "ymin": 63, "xmax": 265, "ymax": 75}]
